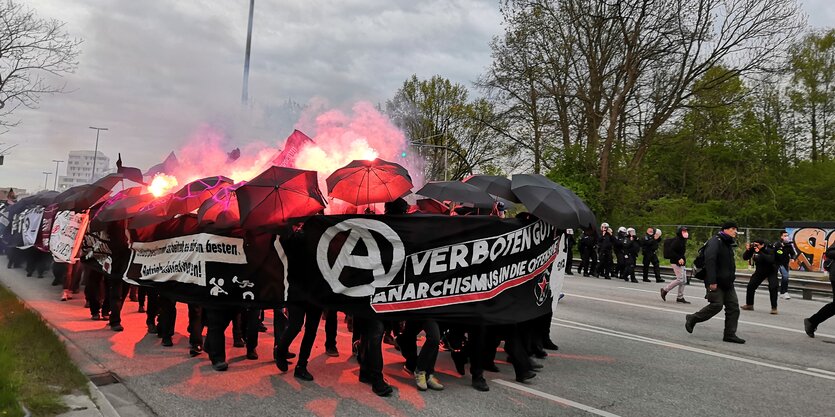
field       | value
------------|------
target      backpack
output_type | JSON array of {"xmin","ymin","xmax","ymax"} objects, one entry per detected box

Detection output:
[
  {"xmin": 663, "ymin": 238, "xmax": 675, "ymax": 260},
  {"xmin": 692, "ymin": 237, "xmax": 715, "ymax": 280}
]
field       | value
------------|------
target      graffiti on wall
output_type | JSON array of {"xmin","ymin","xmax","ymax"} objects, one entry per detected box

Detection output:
[{"xmin": 786, "ymin": 227, "xmax": 835, "ymax": 272}]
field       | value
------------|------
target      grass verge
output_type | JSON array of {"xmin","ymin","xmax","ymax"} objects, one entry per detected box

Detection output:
[{"xmin": 0, "ymin": 283, "xmax": 89, "ymax": 417}]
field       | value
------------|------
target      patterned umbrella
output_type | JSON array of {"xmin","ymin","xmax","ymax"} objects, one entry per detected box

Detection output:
[
  {"xmin": 326, "ymin": 158, "xmax": 413, "ymax": 206},
  {"xmin": 236, "ymin": 166, "xmax": 326, "ymax": 229}
]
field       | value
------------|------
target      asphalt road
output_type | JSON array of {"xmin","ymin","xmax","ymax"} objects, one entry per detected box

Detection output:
[{"xmin": 2, "ymin": 265, "xmax": 833, "ymax": 417}]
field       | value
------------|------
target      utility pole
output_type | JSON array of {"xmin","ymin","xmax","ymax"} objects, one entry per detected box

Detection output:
[
  {"xmin": 241, "ymin": 0, "xmax": 255, "ymax": 104},
  {"xmin": 52, "ymin": 159, "xmax": 63, "ymax": 190},
  {"xmin": 42, "ymin": 172, "xmax": 51, "ymax": 191},
  {"xmin": 89, "ymin": 126, "xmax": 108, "ymax": 182}
]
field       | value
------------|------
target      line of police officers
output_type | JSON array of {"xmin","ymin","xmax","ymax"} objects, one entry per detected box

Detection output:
[{"xmin": 576, "ymin": 222, "xmax": 667, "ymax": 283}]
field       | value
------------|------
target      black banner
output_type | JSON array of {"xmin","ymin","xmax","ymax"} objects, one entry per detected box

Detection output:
[{"xmin": 123, "ymin": 214, "xmax": 567, "ymax": 323}]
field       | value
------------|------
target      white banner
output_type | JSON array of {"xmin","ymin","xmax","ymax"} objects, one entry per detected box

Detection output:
[
  {"xmin": 21, "ymin": 207, "xmax": 44, "ymax": 247},
  {"xmin": 50, "ymin": 211, "xmax": 89, "ymax": 263},
  {"xmin": 128, "ymin": 233, "xmax": 247, "ymax": 286},
  {"xmin": 550, "ymin": 234, "xmax": 568, "ymax": 314}
]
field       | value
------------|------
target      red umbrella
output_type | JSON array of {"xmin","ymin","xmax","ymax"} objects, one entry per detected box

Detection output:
[
  {"xmin": 167, "ymin": 176, "xmax": 233, "ymax": 215},
  {"xmin": 416, "ymin": 198, "xmax": 449, "ymax": 214},
  {"xmin": 326, "ymin": 158, "xmax": 412, "ymax": 206},
  {"xmin": 197, "ymin": 182, "xmax": 244, "ymax": 228},
  {"xmin": 236, "ymin": 166, "xmax": 326, "ymax": 229},
  {"xmin": 128, "ymin": 194, "xmax": 175, "ymax": 229}
]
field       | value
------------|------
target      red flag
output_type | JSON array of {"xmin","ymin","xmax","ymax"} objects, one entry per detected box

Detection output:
[{"xmin": 271, "ymin": 130, "xmax": 314, "ymax": 168}]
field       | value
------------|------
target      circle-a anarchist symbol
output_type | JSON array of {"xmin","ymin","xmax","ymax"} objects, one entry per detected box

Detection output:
[{"xmin": 316, "ymin": 218, "xmax": 405, "ymax": 297}]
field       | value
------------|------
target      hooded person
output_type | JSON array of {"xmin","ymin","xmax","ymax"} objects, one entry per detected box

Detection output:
[
  {"xmin": 641, "ymin": 227, "xmax": 665, "ymax": 283},
  {"xmin": 661, "ymin": 226, "xmax": 691, "ymax": 303}
]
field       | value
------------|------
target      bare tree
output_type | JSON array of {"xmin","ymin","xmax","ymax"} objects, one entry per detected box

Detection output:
[{"xmin": 0, "ymin": 0, "xmax": 81, "ymax": 131}]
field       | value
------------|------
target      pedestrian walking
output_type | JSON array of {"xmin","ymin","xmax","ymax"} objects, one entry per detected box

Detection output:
[
  {"xmin": 741, "ymin": 240, "xmax": 779, "ymax": 314},
  {"xmin": 661, "ymin": 226, "xmax": 690, "ymax": 303},
  {"xmin": 685, "ymin": 222, "xmax": 746, "ymax": 344},
  {"xmin": 804, "ymin": 243, "xmax": 835, "ymax": 338},
  {"xmin": 641, "ymin": 228, "xmax": 665, "ymax": 283}
]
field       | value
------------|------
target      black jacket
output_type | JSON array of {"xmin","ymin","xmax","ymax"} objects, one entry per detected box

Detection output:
[
  {"xmin": 773, "ymin": 240, "xmax": 796, "ymax": 267},
  {"xmin": 666, "ymin": 235, "xmax": 687, "ymax": 264},
  {"xmin": 742, "ymin": 245, "xmax": 777, "ymax": 277},
  {"xmin": 624, "ymin": 237, "xmax": 641, "ymax": 262},
  {"xmin": 641, "ymin": 234, "xmax": 660, "ymax": 255},
  {"xmin": 704, "ymin": 232, "xmax": 737, "ymax": 289},
  {"xmin": 598, "ymin": 233, "xmax": 615, "ymax": 254},
  {"xmin": 614, "ymin": 233, "xmax": 627, "ymax": 256}
]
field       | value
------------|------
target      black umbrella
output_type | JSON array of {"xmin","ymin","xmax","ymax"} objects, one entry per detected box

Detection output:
[
  {"xmin": 415, "ymin": 181, "xmax": 495, "ymax": 206},
  {"xmin": 511, "ymin": 174, "xmax": 596, "ymax": 229},
  {"xmin": 55, "ymin": 173, "xmax": 126, "ymax": 211},
  {"xmin": 31, "ymin": 190, "xmax": 60, "ymax": 207},
  {"xmin": 236, "ymin": 166, "xmax": 326, "ymax": 229},
  {"xmin": 463, "ymin": 175, "xmax": 521, "ymax": 203}
]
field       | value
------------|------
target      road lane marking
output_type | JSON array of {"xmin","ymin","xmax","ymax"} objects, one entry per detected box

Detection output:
[
  {"xmin": 492, "ymin": 379, "xmax": 622, "ymax": 417},
  {"xmin": 807, "ymin": 367, "xmax": 835, "ymax": 377},
  {"xmin": 552, "ymin": 318, "xmax": 835, "ymax": 382},
  {"xmin": 564, "ymin": 293, "xmax": 835, "ymax": 339}
]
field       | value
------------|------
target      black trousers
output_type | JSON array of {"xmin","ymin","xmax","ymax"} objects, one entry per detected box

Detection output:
[
  {"xmin": 84, "ymin": 267, "xmax": 109, "ymax": 316},
  {"xmin": 597, "ymin": 251, "xmax": 613, "ymax": 278},
  {"xmin": 144, "ymin": 288, "xmax": 159, "ymax": 327},
  {"xmin": 324, "ymin": 309, "xmax": 337, "ymax": 350},
  {"xmin": 643, "ymin": 254, "xmax": 661, "ymax": 281},
  {"xmin": 809, "ymin": 273, "xmax": 835, "ymax": 326},
  {"xmin": 107, "ymin": 277, "xmax": 131, "ymax": 326},
  {"xmin": 622, "ymin": 258, "xmax": 637, "ymax": 281},
  {"xmin": 579, "ymin": 249, "xmax": 596, "ymax": 275},
  {"xmin": 565, "ymin": 247, "xmax": 574, "ymax": 273},
  {"xmin": 273, "ymin": 308, "xmax": 288, "ymax": 352},
  {"xmin": 355, "ymin": 317, "xmax": 385, "ymax": 383},
  {"xmin": 204, "ymin": 307, "xmax": 239, "ymax": 364},
  {"xmin": 275, "ymin": 302, "xmax": 322, "ymax": 368},
  {"xmin": 691, "ymin": 287, "xmax": 740, "ymax": 337},
  {"xmin": 745, "ymin": 271, "xmax": 779, "ymax": 309},
  {"xmin": 397, "ymin": 320, "xmax": 440, "ymax": 374},
  {"xmin": 239, "ymin": 308, "xmax": 261, "ymax": 351}
]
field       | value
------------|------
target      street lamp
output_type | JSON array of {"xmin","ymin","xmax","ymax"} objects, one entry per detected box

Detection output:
[
  {"xmin": 52, "ymin": 159, "xmax": 63, "ymax": 190},
  {"xmin": 241, "ymin": 0, "xmax": 255, "ymax": 104},
  {"xmin": 42, "ymin": 171, "xmax": 51, "ymax": 191},
  {"xmin": 89, "ymin": 126, "xmax": 108, "ymax": 182}
]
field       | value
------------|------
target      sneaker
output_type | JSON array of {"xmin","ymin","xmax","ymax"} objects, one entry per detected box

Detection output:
[
  {"xmin": 782, "ymin": 293, "xmax": 791, "ymax": 300},
  {"xmin": 533, "ymin": 350, "xmax": 547, "ymax": 359},
  {"xmin": 110, "ymin": 324, "xmax": 124, "ymax": 332},
  {"xmin": 656, "ymin": 279, "xmax": 666, "ymax": 283},
  {"xmin": 530, "ymin": 359, "xmax": 543, "ymax": 370},
  {"xmin": 770, "ymin": 308, "xmax": 778, "ymax": 315},
  {"xmin": 212, "ymin": 361, "xmax": 228, "ymax": 372},
  {"xmin": 372, "ymin": 380, "xmax": 393, "ymax": 397},
  {"xmin": 294, "ymin": 367, "xmax": 314, "ymax": 381},
  {"xmin": 642, "ymin": 279, "xmax": 651, "ymax": 282},
  {"xmin": 233, "ymin": 338, "xmax": 245, "ymax": 348},
  {"xmin": 543, "ymin": 340, "xmax": 559, "ymax": 351},
  {"xmin": 451, "ymin": 350, "xmax": 467, "ymax": 375},
  {"xmin": 472, "ymin": 376, "xmax": 490, "ymax": 392},
  {"xmin": 414, "ymin": 371, "xmax": 428, "ymax": 391},
  {"xmin": 246, "ymin": 349, "xmax": 258, "ymax": 360},
  {"xmin": 676, "ymin": 298, "xmax": 691, "ymax": 304},
  {"xmin": 275, "ymin": 354, "xmax": 289, "ymax": 372},
  {"xmin": 685, "ymin": 314, "xmax": 695, "ymax": 334},
  {"xmin": 426, "ymin": 374, "xmax": 444, "ymax": 391},
  {"xmin": 91, "ymin": 314, "xmax": 102, "ymax": 321},
  {"xmin": 162, "ymin": 337, "xmax": 173, "ymax": 347},
  {"xmin": 147, "ymin": 324, "xmax": 158, "ymax": 334},
  {"xmin": 741, "ymin": 304, "xmax": 754, "ymax": 311},
  {"xmin": 804, "ymin": 318, "xmax": 816, "ymax": 338},
  {"xmin": 723, "ymin": 335, "xmax": 746, "ymax": 344},
  {"xmin": 660, "ymin": 288, "xmax": 668, "ymax": 301},
  {"xmin": 325, "ymin": 346, "xmax": 339, "ymax": 357}
]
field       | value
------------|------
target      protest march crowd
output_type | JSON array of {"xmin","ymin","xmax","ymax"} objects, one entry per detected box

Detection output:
[{"xmin": 1, "ymin": 154, "xmax": 833, "ymax": 400}]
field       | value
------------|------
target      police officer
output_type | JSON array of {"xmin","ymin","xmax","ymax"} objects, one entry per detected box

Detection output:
[
  {"xmin": 641, "ymin": 228, "xmax": 665, "ymax": 283},
  {"xmin": 578, "ymin": 227, "xmax": 597, "ymax": 277},
  {"xmin": 596, "ymin": 223, "xmax": 615, "ymax": 279},
  {"xmin": 613, "ymin": 227, "xmax": 628, "ymax": 279},
  {"xmin": 622, "ymin": 228, "xmax": 641, "ymax": 282}
]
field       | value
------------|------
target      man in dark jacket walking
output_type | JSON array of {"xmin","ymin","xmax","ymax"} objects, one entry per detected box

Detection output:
[
  {"xmin": 804, "ymin": 243, "xmax": 835, "ymax": 338},
  {"xmin": 685, "ymin": 222, "xmax": 745, "ymax": 343},
  {"xmin": 661, "ymin": 226, "xmax": 690, "ymax": 303},
  {"xmin": 740, "ymin": 240, "xmax": 779, "ymax": 314}
]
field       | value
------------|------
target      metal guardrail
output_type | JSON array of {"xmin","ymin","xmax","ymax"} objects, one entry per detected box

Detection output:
[{"xmin": 571, "ymin": 259, "xmax": 832, "ymax": 300}]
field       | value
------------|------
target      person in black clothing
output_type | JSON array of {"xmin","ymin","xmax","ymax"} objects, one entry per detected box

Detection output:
[
  {"xmin": 804, "ymin": 243, "xmax": 835, "ymax": 337},
  {"xmin": 577, "ymin": 227, "xmax": 597, "ymax": 277},
  {"xmin": 661, "ymin": 226, "xmax": 690, "ymax": 303},
  {"xmin": 685, "ymin": 222, "xmax": 745, "ymax": 344},
  {"xmin": 396, "ymin": 319, "xmax": 444, "ymax": 391},
  {"xmin": 774, "ymin": 231, "xmax": 797, "ymax": 300},
  {"xmin": 741, "ymin": 240, "xmax": 779, "ymax": 314},
  {"xmin": 596, "ymin": 223, "xmax": 615, "ymax": 279},
  {"xmin": 613, "ymin": 227, "xmax": 628, "ymax": 279},
  {"xmin": 641, "ymin": 228, "xmax": 665, "ymax": 283},
  {"xmin": 622, "ymin": 228, "xmax": 641, "ymax": 282},
  {"xmin": 565, "ymin": 229, "xmax": 575, "ymax": 275}
]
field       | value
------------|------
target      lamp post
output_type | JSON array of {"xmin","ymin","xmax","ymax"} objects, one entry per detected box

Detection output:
[
  {"xmin": 89, "ymin": 126, "xmax": 108, "ymax": 182},
  {"xmin": 241, "ymin": 0, "xmax": 255, "ymax": 104},
  {"xmin": 52, "ymin": 159, "xmax": 63, "ymax": 190},
  {"xmin": 42, "ymin": 171, "xmax": 51, "ymax": 191}
]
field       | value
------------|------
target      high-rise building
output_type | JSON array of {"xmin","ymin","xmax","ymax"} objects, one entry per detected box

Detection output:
[{"xmin": 57, "ymin": 150, "xmax": 111, "ymax": 190}]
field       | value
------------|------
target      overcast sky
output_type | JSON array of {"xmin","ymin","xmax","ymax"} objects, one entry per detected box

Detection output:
[{"xmin": 2, "ymin": 0, "xmax": 833, "ymax": 192}]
